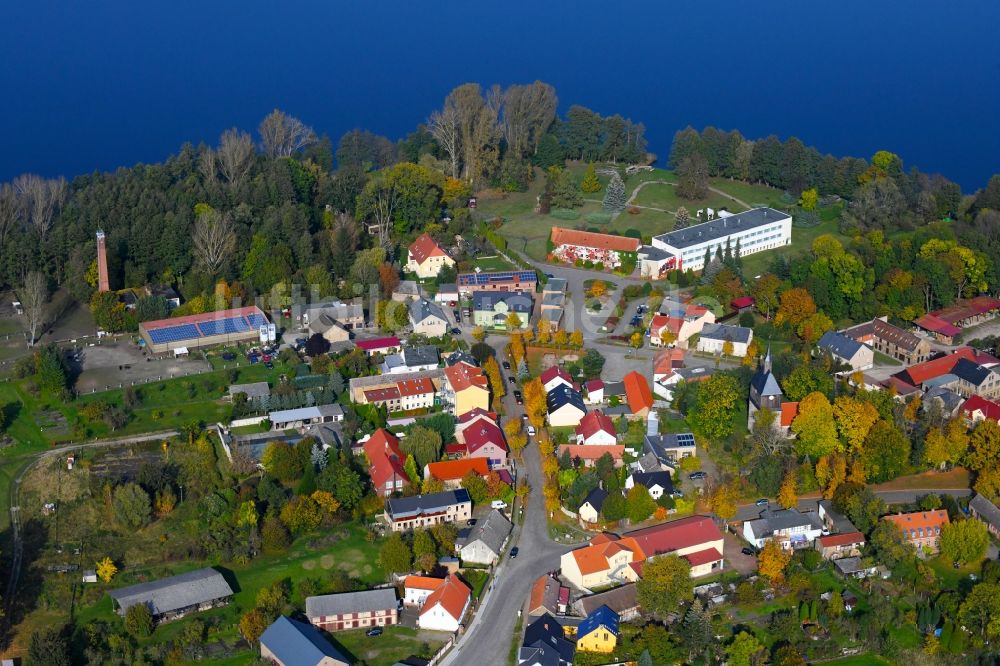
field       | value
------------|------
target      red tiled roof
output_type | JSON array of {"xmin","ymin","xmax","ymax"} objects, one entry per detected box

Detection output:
[
  {"xmin": 558, "ymin": 444, "xmax": 624, "ymax": 462},
  {"xmin": 419, "ymin": 574, "xmax": 470, "ymax": 620},
  {"xmin": 462, "ymin": 420, "xmax": 508, "ymax": 454},
  {"xmin": 682, "ymin": 547, "xmax": 724, "ymax": 567},
  {"xmin": 445, "ymin": 442, "xmax": 468, "ymax": 456},
  {"xmin": 780, "ymin": 402, "xmax": 800, "ymax": 428},
  {"xmin": 445, "ymin": 363, "xmax": 489, "ymax": 392},
  {"xmin": 457, "ymin": 408, "xmax": 497, "ymax": 424},
  {"xmin": 409, "ymin": 233, "xmax": 449, "ymax": 265},
  {"xmin": 363, "ymin": 429, "xmax": 408, "ymax": 491},
  {"xmin": 816, "ymin": 532, "xmax": 865, "ymax": 548},
  {"xmin": 623, "ymin": 371, "xmax": 653, "ymax": 414},
  {"xmin": 914, "ymin": 314, "xmax": 962, "ymax": 337},
  {"xmin": 627, "ymin": 515, "xmax": 724, "ymax": 560},
  {"xmin": 883, "ymin": 510, "xmax": 949, "ymax": 539},
  {"xmin": 529, "ymin": 575, "xmax": 559, "ymax": 613},
  {"xmin": 962, "ymin": 395, "xmax": 1000, "ymax": 422},
  {"xmin": 575, "ymin": 410, "xmax": 617, "ymax": 440},
  {"xmin": 651, "ymin": 314, "xmax": 684, "ymax": 339},
  {"xmin": 405, "ymin": 575, "xmax": 446, "ymax": 592},
  {"xmin": 929, "ymin": 296, "xmax": 1000, "ymax": 326},
  {"xmin": 540, "ymin": 366, "xmax": 573, "ymax": 386},
  {"xmin": 425, "ymin": 458, "xmax": 489, "ymax": 482},
  {"xmin": 397, "ymin": 378, "xmax": 435, "ymax": 397},
  {"xmin": 895, "ymin": 347, "xmax": 980, "ymax": 386},
  {"xmin": 550, "ymin": 227, "xmax": 641, "ymax": 253},
  {"xmin": 731, "ymin": 296, "xmax": 755, "ymax": 309},
  {"xmin": 365, "ymin": 386, "xmax": 401, "ymax": 403},
  {"xmin": 585, "ymin": 379, "xmax": 605, "ymax": 392},
  {"xmin": 355, "ymin": 336, "xmax": 401, "ymax": 352},
  {"xmin": 654, "ymin": 349, "xmax": 685, "ymax": 376}
]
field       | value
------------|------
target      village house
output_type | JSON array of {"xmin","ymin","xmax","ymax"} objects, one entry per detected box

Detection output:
[
  {"xmin": 575, "ymin": 605, "xmax": 620, "ymax": 653},
  {"xmin": 961, "ymin": 395, "xmax": 1000, "ymax": 425},
  {"xmin": 560, "ymin": 516, "xmax": 725, "ymax": 589},
  {"xmin": 409, "ymin": 298, "xmax": 449, "ymax": 337},
  {"xmin": 455, "ymin": 410, "xmax": 508, "ymax": 467},
  {"xmin": 269, "ymin": 404, "xmax": 345, "ymax": 431},
  {"xmin": 364, "ymin": 429, "xmax": 409, "ymax": 497},
  {"xmin": 882, "ymin": 510, "xmax": 950, "ymax": 552},
  {"xmin": 584, "ymin": 379, "xmax": 605, "ymax": 404},
  {"xmin": 815, "ymin": 532, "xmax": 866, "ymax": 560},
  {"xmin": 841, "ymin": 316, "xmax": 931, "ymax": 365},
  {"xmin": 550, "ymin": 227, "xmax": 640, "ymax": 269},
  {"xmin": 423, "ymin": 458, "xmax": 490, "ymax": 490},
  {"xmin": 621, "ymin": 371, "xmax": 654, "ymax": 420},
  {"xmin": 109, "ymin": 568, "xmax": 234, "ymax": 622},
  {"xmin": 520, "ymin": 613, "xmax": 576, "ymax": 665},
  {"xmin": 417, "ymin": 574, "xmax": 471, "ymax": 632},
  {"xmin": 457, "ymin": 269, "xmax": 537, "ymax": 296},
  {"xmin": 442, "ymin": 362, "xmax": 491, "ymax": 417},
  {"xmin": 547, "ymin": 384, "xmax": 588, "ymax": 427},
  {"xmin": 301, "ymin": 300, "xmax": 366, "ymax": 341},
  {"xmin": 649, "ymin": 300, "xmax": 716, "ymax": 348},
  {"xmin": 696, "ymin": 322, "xmax": 753, "ymax": 357},
  {"xmin": 915, "ymin": 296, "xmax": 1000, "ymax": 343},
  {"xmin": 743, "ymin": 508, "xmax": 825, "ymax": 550},
  {"xmin": 578, "ymin": 487, "xmax": 609, "ymax": 524},
  {"xmin": 380, "ymin": 345, "xmax": 440, "ymax": 374},
  {"xmin": 969, "ymin": 494, "xmax": 1000, "ymax": 539},
  {"xmin": 528, "ymin": 574, "xmax": 569, "ymax": 617},
  {"xmin": 403, "ymin": 575, "xmax": 446, "ymax": 607},
  {"xmin": 407, "ymin": 233, "xmax": 455, "ymax": 278},
  {"xmin": 305, "ymin": 589, "xmax": 398, "ymax": 631},
  {"xmin": 541, "ymin": 366, "xmax": 575, "ymax": 393},
  {"xmin": 559, "ymin": 444, "xmax": 626, "ymax": 469},
  {"xmin": 354, "ymin": 336, "xmax": 402, "ymax": 357},
  {"xmin": 384, "ymin": 489, "xmax": 472, "ymax": 532},
  {"xmin": 575, "ymin": 584, "xmax": 640, "ymax": 622},
  {"xmin": 259, "ymin": 616, "xmax": 351, "ymax": 666},
  {"xmin": 817, "ymin": 330, "xmax": 874, "ymax": 371},
  {"xmin": 624, "ymin": 471, "xmax": 674, "ymax": 500},
  {"xmin": 392, "ymin": 280, "xmax": 421, "ymax": 302},
  {"xmin": 228, "ymin": 381, "xmax": 270, "ymax": 402},
  {"xmin": 643, "ymin": 432, "xmax": 697, "ymax": 465},
  {"xmin": 575, "ymin": 410, "xmax": 618, "ymax": 446},
  {"xmin": 473, "ymin": 290, "xmax": 533, "ymax": 330},
  {"xmin": 456, "ymin": 508, "xmax": 513, "ymax": 564}
]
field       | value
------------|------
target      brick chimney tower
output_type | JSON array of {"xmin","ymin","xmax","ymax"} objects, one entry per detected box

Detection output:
[{"xmin": 96, "ymin": 229, "xmax": 110, "ymax": 292}]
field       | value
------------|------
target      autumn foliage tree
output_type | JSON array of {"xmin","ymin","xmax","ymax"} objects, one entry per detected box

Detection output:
[
  {"xmin": 523, "ymin": 377, "xmax": 547, "ymax": 428},
  {"xmin": 791, "ymin": 392, "xmax": 839, "ymax": 457},
  {"xmin": 483, "ymin": 356, "xmax": 506, "ymax": 404},
  {"xmin": 778, "ymin": 469, "xmax": 798, "ymax": 509},
  {"xmin": 774, "ymin": 287, "xmax": 817, "ymax": 329},
  {"xmin": 758, "ymin": 539, "xmax": 792, "ymax": 584}
]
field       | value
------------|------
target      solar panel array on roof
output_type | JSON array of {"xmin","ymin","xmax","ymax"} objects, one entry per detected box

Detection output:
[
  {"xmin": 674, "ymin": 433, "xmax": 695, "ymax": 446},
  {"xmin": 246, "ymin": 312, "xmax": 268, "ymax": 328},
  {"xmin": 197, "ymin": 317, "xmax": 251, "ymax": 336},
  {"xmin": 458, "ymin": 270, "xmax": 536, "ymax": 285},
  {"xmin": 148, "ymin": 324, "xmax": 201, "ymax": 344}
]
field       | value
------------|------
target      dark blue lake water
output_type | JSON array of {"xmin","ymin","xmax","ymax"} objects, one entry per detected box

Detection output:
[{"xmin": 2, "ymin": 0, "xmax": 999, "ymax": 190}]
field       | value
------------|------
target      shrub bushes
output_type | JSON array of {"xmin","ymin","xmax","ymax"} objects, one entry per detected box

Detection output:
[
  {"xmin": 585, "ymin": 211, "xmax": 612, "ymax": 225},
  {"xmin": 550, "ymin": 208, "xmax": 581, "ymax": 220}
]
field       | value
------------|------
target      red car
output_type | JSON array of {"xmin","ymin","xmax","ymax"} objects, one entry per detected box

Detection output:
[{"xmin": 262, "ymin": 353, "xmax": 272, "ymax": 362}]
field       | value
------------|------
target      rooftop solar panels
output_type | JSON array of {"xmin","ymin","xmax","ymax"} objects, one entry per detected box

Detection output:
[
  {"xmin": 674, "ymin": 433, "xmax": 696, "ymax": 446},
  {"xmin": 148, "ymin": 324, "xmax": 201, "ymax": 344},
  {"xmin": 458, "ymin": 270, "xmax": 536, "ymax": 286},
  {"xmin": 246, "ymin": 313, "xmax": 268, "ymax": 328},
  {"xmin": 197, "ymin": 317, "xmax": 251, "ymax": 336}
]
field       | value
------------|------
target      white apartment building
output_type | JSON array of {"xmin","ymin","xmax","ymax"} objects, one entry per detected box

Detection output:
[{"xmin": 652, "ymin": 207, "xmax": 793, "ymax": 273}]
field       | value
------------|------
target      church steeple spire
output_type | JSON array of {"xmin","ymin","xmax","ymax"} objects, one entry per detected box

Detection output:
[{"xmin": 762, "ymin": 343, "xmax": 772, "ymax": 373}]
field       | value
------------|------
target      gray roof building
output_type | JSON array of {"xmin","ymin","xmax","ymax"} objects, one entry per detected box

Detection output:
[
  {"xmin": 403, "ymin": 345, "xmax": 440, "ymax": 367},
  {"xmin": 700, "ymin": 323, "xmax": 753, "ymax": 344},
  {"xmin": 544, "ymin": 277, "xmax": 568, "ymax": 294},
  {"xmin": 259, "ymin": 616, "xmax": 351, "ymax": 666},
  {"xmin": 630, "ymin": 471, "xmax": 674, "ymax": 495},
  {"xmin": 653, "ymin": 207, "xmax": 789, "ymax": 250},
  {"xmin": 445, "ymin": 350, "xmax": 478, "ymax": 367},
  {"xmin": 228, "ymin": 382, "xmax": 271, "ymax": 400},
  {"xmin": 457, "ymin": 508, "xmax": 512, "ymax": 557},
  {"xmin": 546, "ymin": 385, "xmax": 586, "ymax": 414},
  {"xmin": 385, "ymin": 489, "xmax": 471, "ymax": 521},
  {"xmin": 970, "ymin": 493, "xmax": 1000, "ymax": 535},
  {"xmin": 473, "ymin": 291, "xmax": 533, "ymax": 314},
  {"xmin": 581, "ymin": 487, "xmax": 609, "ymax": 513},
  {"xmin": 409, "ymin": 298, "xmax": 446, "ymax": 325},
  {"xmin": 109, "ymin": 567, "xmax": 233, "ymax": 617},
  {"xmin": 643, "ymin": 433, "xmax": 697, "ymax": 464},
  {"xmin": 576, "ymin": 583, "xmax": 640, "ymax": 620},
  {"xmin": 818, "ymin": 331, "xmax": 866, "ymax": 361},
  {"xmin": 269, "ymin": 403, "xmax": 345, "ymax": 427},
  {"xmin": 306, "ymin": 589, "xmax": 398, "ymax": 618}
]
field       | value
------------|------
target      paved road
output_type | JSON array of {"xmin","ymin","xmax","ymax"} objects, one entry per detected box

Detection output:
[{"xmin": 439, "ymin": 339, "xmax": 575, "ymax": 666}]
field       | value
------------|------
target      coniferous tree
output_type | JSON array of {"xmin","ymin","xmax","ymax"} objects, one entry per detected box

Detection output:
[
  {"xmin": 723, "ymin": 238, "xmax": 732, "ymax": 263},
  {"xmin": 703, "ymin": 247, "xmax": 712, "ymax": 270},
  {"xmin": 682, "ymin": 598, "xmax": 711, "ymax": 659},
  {"xmin": 675, "ymin": 206, "xmax": 690, "ymax": 229},
  {"xmin": 603, "ymin": 172, "xmax": 627, "ymax": 213},
  {"xmin": 580, "ymin": 162, "xmax": 601, "ymax": 193}
]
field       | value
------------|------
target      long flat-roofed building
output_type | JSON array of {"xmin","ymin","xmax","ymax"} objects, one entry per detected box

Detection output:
[
  {"xmin": 139, "ymin": 305, "xmax": 269, "ymax": 353},
  {"xmin": 457, "ymin": 269, "xmax": 537, "ymax": 295},
  {"xmin": 108, "ymin": 567, "xmax": 234, "ymax": 621},
  {"xmin": 651, "ymin": 207, "xmax": 792, "ymax": 272}
]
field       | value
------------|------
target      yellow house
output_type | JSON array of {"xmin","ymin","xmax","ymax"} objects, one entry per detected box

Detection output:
[
  {"xmin": 575, "ymin": 605, "xmax": 619, "ymax": 653},
  {"xmin": 444, "ymin": 362, "xmax": 490, "ymax": 417},
  {"xmin": 407, "ymin": 233, "xmax": 455, "ymax": 279}
]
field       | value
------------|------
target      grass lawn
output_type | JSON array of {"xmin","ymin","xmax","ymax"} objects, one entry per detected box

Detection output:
[
  {"xmin": 873, "ymin": 468, "xmax": 970, "ymax": 491},
  {"xmin": 820, "ymin": 656, "xmax": 892, "ymax": 666},
  {"xmin": 889, "ymin": 623, "xmax": 923, "ymax": 649},
  {"xmin": 334, "ymin": 625, "xmax": 448, "ymax": 666},
  {"xmin": 927, "ymin": 554, "xmax": 981, "ymax": 590},
  {"xmin": 470, "ymin": 255, "xmax": 515, "ymax": 272},
  {"xmin": 632, "ymin": 182, "xmax": 735, "ymax": 215},
  {"xmin": 740, "ymin": 208, "xmax": 848, "ymax": 278}
]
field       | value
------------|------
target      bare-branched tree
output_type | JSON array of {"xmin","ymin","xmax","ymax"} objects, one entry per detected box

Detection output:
[
  {"xmin": 199, "ymin": 148, "xmax": 218, "ymax": 183},
  {"xmin": 217, "ymin": 128, "xmax": 256, "ymax": 190},
  {"xmin": 501, "ymin": 81, "xmax": 557, "ymax": 159},
  {"xmin": 428, "ymin": 106, "xmax": 461, "ymax": 179},
  {"xmin": 13, "ymin": 174, "xmax": 67, "ymax": 238},
  {"xmin": 18, "ymin": 271, "xmax": 48, "ymax": 347},
  {"xmin": 258, "ymin": 109, "xmax": 317, "ymax": 158},
  {"xmin": 0, "ymin": 182, "xmax": 20, "ymax": 246},
  {"xmin": 192, "ymin": 209, "xmax": 236, "ymax": 275}
]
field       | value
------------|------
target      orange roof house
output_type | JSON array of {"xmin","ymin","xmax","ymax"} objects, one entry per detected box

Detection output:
[
  {"xmin": 364, "ymin": 429, "xmax": 409, "ymax": 497},
  {"xmin": 424, "ymin": 458, "xmax": 490, "ymax": 488},
  {"xmin": 557, "ymin": 444, "xmax": 625, "ymax": 468},
  {"xmin": 417, "ymin": 574, "xmax": 471, "ymax": 631},
  {"xmin": 623, "ymin": 371, "xmax": 653, "ymax": 418},
  {"xmin": 407, "ymin": 233, "xmax": 454, "ymax": 278},
  {"xmin": 550, "ymin": 227, "xmax": 641, "ymax": 253},
  {"xmin": 882, "ymin": 510, "xmax": 950, "ymax": 551},
  {"xmin": 444, "ymin": 363, "xmax": 490, "ymax": 417},
  {"xmin": 780, "ymin": 402, "xmax": 800, "ymax": 428}
]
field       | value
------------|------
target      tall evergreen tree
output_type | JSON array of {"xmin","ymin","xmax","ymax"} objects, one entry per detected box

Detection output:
[
  {"xmin": 682, "ymin": 598, "xmax": 711, "ymax": 659},
  {"xmin": 580, "ymin": 162, "xmax": 601, "ymax": 193},
  {"xmin": 703, "ymin": 247, "xmax": 712, "ymax": 270},
  {"xmin": 603, "ymin": 172, "xmax": 627, "ymax": 213}
]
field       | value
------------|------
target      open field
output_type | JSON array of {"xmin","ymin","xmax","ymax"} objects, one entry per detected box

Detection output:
[
  {"xmin": 872, "ymin": 468, "xmax": 970, "ymax": 491},
  {"xmin": 334, "ymin": 626, "xmax": 448, "ymax": 666}
]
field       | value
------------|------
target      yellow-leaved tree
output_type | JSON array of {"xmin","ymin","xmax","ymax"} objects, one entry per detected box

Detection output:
[
  {"xmin": 758, "ymin": 540, "xmax": 792, "ymax": 584},
  {"xmin": 96, "ymin": 557, "xmax": 118, "ymax": 583}
]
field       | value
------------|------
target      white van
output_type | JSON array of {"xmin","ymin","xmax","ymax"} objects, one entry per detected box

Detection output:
[{"xmin": 491, "ymin": 500, "xmax": 508, "ymax": 510}]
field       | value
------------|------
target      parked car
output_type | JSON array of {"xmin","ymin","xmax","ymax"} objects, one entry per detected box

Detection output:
[
  {"xmin": 522, "ymin": 414, "xmax": 529, "ymax": 421},
  {"xmin": 509, "ymin": 546, "xmax": 519, "ymax": 558},
  {"xmin": 502, "ymin": 361, "xmax": 511, "ymax": 370},
  {"xmin": 262, "ymin": 353, "xmax": 272, "ymax": 362},
  {"xmin": 755, "ymin": 498, "xmax": 769, "ymax": 507},
  {"xmin": 453, "ymin": 310, "xmax": 461, "ymax": 320},
  {"xmin": 366, "ymin": 627, "xmax": 383, "ymax": 637},
  {"xmin": 221, "ymin": 352, "xmax": 236, "ymax": 361},
  {"xmin": 508, "ymin": 376, "xmax": 516, "ymax": 384},
  {"xmin": 514, "ymin": 390, "xmax": 523, "ymax": 405},
  {"xmin": 492, "ymin": 500, "xmax": 508, "ymax": 510},
  {"xmin": 526, "ymin": 425, "xmax": 536, "ymax": 437},
  {"xmin": 450, "ymin": 327, "xmax": 461, "ymax": 335},
  {"xmin": 545, "ymin": 273, "xmax": 554, "ymax": 278},
  {"xmin": 688, "ymin": 471, "xmax": 707, "ymax": 480},
  {"xmin": 741, "ymin": 547, "xmax": 756, "ymax": 556}
]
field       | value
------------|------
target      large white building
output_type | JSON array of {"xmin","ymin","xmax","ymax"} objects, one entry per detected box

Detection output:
[{"xmin": 651, "ymin": 207, "xmax": 793, "ymax": 273}]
